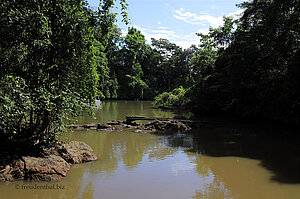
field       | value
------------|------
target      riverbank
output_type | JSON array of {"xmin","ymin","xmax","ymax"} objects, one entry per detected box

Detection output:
[
  {"xmin": 153, "ymin": 104, "xmax": 300, "ymax": 133},
  {"xmin": 0, "ymin": 141, "xmax": 97, "ymax": 182}
]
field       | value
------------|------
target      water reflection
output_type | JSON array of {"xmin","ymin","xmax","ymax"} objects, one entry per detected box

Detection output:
[
  {"xmin": 67, "ymin": 131, "xmax": 181, "ymax": 199},
  {"xmin": 77, "ymin": 100, "xmax": 174, "ymax": 124},
  {"xmin": 2, "ymin": 128, "xmax": 300, "ymax": 199},
  {"xmin": 1, "ymin": 101, "xmax": 300, "ymax": 199},
  {"xmin": 180, "ymin": 125, "xmax": 300, "ymax": 184}
]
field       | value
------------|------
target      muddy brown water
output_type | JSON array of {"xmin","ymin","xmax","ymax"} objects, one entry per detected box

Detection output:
[{"xmin": 1, "ymin": 100, "xmax": 299, "ymax": 199}]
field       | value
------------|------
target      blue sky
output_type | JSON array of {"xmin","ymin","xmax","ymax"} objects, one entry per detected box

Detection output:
[{"xmin": 88, "ymin": 0, "xmax": 245, "ymax": 49}]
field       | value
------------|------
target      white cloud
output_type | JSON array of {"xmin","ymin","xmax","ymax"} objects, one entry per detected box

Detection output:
[
  {"xmin": 173, "ymin": 8, "xmax": 223, "ymax": 28},
  {"xmin": 128, "ymin": 24, "xmax": 220, "ymax": 49},
  {"xmin": 145, "ymin": 31, "xmax": 178, "ymax": 42},
  {"xmin": 173, "ymin": 32, "xmax": 199, "ymax": 49},
  {"xmin": 173, "ymin": 8, "xmax": 243, "ymax": 28},
  {"xmin": 173, "ymin": 41, "xmax": 195, "ymax": 49},
  {"xmin": 121, "ymin": 7, "xmax": 244, "ymax": 50},
  {"xmin": 130, "ymin": 25, "xmax": 199, "ymax": 49},
  {"xmin": 184, "ymin": 32, "xmax": 197, "ymax": 40},
  {"xmin": 129, "ymin": 25, "xmax": 179, "ymax": 45},
  {"xmin": 197, "ymin": 28, "xmax": 209, "ymax": 35},
  {"xmin": 170, "ymin": 8, "xmax": 244, "ymax": 49},
  {"xmin": 123, "ymin": 25, "xmax": 209, "ymax": 49},
  {"xmin": 147, "ymin": 33, "xmax": 171, "ymax": 41},
  {"xmin": 152, "ymin": 30, "xmax": 176, "ymax": 34},
  {"xmin": 158, "ymin": 26, "xmax": 168, "ymax": 30}
]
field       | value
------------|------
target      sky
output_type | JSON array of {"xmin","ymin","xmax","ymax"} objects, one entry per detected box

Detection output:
[{"xmin": 88, "ymin": 0, "xmax": 245, "ymax": 49}]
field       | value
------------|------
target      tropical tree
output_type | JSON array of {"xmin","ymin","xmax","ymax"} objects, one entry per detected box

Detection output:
[
  {"xmin": 215, "ymin": 0, "xmax": 300, "ymax": 122},
  {"xmin": 0, "ymin": 0, "xmax": 128, "ymax": 151},
  {"xmin": 118, "ymin": 27, "xmax": 148, "ymax": 99}
]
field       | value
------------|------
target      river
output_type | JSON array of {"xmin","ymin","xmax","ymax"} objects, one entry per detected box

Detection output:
[{"xmin": 0, "ymin": 100, "xmax": 299, "ymax": 199}]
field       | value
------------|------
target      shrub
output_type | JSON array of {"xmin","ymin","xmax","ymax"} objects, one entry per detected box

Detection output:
[{"xmin": 153, "ymin": 86, "xmax": 189, "ymax": 109}]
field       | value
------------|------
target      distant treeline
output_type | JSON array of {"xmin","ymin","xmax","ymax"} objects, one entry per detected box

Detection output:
[{"xmin": 104, "ymin": 0, "xmax": 299, "ymax": 125}]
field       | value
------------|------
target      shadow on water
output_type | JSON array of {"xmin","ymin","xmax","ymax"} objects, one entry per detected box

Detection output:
[{"xmin": 166, "ymin": 123, "xmax": 300, "ymax": 184}]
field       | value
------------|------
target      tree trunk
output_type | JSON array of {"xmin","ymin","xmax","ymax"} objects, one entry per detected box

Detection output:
[
  {"xmin": 30, "ymin": 110, "xmax": 33, "ymax": 134},
  {"xmin": 42, "ymin": 111, "xmax": 51, "ymax": 134}
]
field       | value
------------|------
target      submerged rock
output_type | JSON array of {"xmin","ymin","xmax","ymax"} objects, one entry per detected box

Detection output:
[
  {"xmin": 0, "ymin": 141, "xmax": 97, "ymax": 182},
  {"xmin": 71, "ymin": 120, "xmax": 126, "ymax": 131},
  {"xmin": 72, "ymin": 119, "xmax": 191, "ymax": 134}
]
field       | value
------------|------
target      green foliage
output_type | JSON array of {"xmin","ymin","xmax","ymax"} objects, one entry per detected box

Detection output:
[
  {"xmin": 104, "ymin": 25, "xmax": 124, "ymax": 98},
  {"xmin": 0, "ymin": 0, "xmax": 128, "ymax": 150},
  {"xmin": 153, "ymin": 86, "xmax": 188, "ymax": 109},
  {"xmin": 150, "ymin": 38, "xmax": 191, "ymax": 92},
  {"xmin": 2, "ymin": 0, "xmax": 298, "ymax": 150},
  {"xmin": 216, "ymin": 0, "xmax": 300, "ymax": 123},
  {"xmin": 115, "ymin": 27, "xmax": 149, "ymax": 99},
  {"xmin": 153, "ymin": 0, "xmax": 299, "ymax": 125},
  {"xmin": 105, "ymin": 0, "xmax": 299, "ymax": 124},
  {"xmin": 98, "ymin": 26, "xmax": 196, "ymax": 100},
  {"xmin": 184, "ymin": 0, "xmax": 300, "ymax": 124}
]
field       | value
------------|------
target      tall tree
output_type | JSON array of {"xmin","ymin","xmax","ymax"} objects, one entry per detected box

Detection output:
[
  {"xmin": 0, "ymin": 0, "xmax": 128, "ymax": 151},
  {"xmin": 118, "ymin": 27, "xmax": 148, "ymax": 99},
  {"xmin": 151, "ymin": 38, "xmax": 189, "ymax": 92},
  {"xmin": 215, "ymin": 0, "xmax": 300, "ymax": 121}
]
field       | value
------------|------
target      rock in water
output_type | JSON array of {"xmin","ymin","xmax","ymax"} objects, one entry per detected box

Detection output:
[
  {"xmin": 59, "ymin": 141, "xmax": 97, "ymax": 164},
  {"xmin": 22, "ymin": 155, "xmax": 70, "ymax": 181},
  {"xmin": 0, "ymin": 141, "xmax": 97, "ymax": 181},
  {"xmin": 0, "ymin": 160, "xmax": 22, "ymax": 181},
  {"xmin": 144, "ymin": 120, "xmax": 190, "ymax": 134},
  {"xmin": 97, "ymin": 123, "xmax": 112, "ymax": 129}
]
